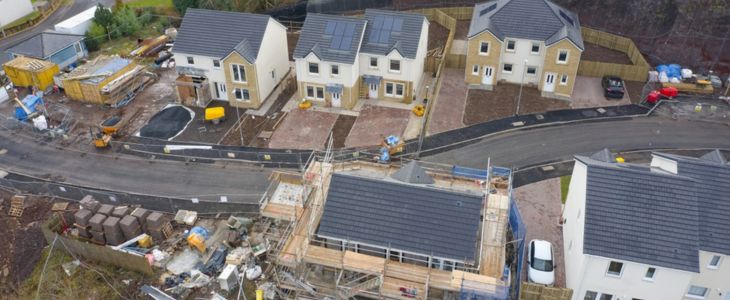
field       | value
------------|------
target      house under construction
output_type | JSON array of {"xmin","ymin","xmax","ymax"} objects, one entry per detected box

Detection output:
[
  {"xmin": 260, "ymin": 158, "xmax": 520, "ymax": 299},
  {"xmin": 60, "ymin": 56, "xmax": 153, "ymax": 106}
]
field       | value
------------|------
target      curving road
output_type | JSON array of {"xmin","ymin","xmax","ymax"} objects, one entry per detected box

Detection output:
[{"xmin": 425, "ymin": 117, "xmax": 730, "ymax": 169}]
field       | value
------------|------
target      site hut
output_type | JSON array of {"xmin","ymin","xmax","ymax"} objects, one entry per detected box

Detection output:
[
  {"xmin": 172, "ymin": 9, "xmax": 290, "ymax": 109},
  {"xmin": 465, "ymin": 0, "xmax": 584, "ymax": 100},
  {"xmin": 563, "ymin": 149, "xmax": 730, "ymax": 300},
  {"xmin": 265, "ymin": 160, "xmax": 514, "ymax": 299},
  {"xmin": 293, "ymin": 13, "xmax": 367, "ymax": 110},
  {"xmin": 60, "ymin": 56, "xmax": 146, "ymax": 106},
  {"xmin": 357, "ymin": 9, "xmax": 428, "ymax": 104},
  {"xmin": 6, "ymin": 31, "xmax": 88, "ymax": 71}
]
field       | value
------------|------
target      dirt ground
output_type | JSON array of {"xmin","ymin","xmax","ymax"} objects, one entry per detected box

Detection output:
[
  {"xmin": 513, "ymin": 178, "xmax": 566, "ymax": 288},
  {"xmin": 428, "ymin": 22, "xmax": 450, "ymax": 53},
  {"xmin": 454, "ymin": 20, "xmax": 470, "ymax": 39},
  {"xmin": 344, "ymin": 105, "xmax": 410, "ymax": 148},
  {"xmin": 0, "ymin": 192, "xmax": 56, "ymax": 295},
  {"xmin": 268, "ymin": 109, "xmax": 339, "ymax": 150},
  {"xmin": 331, "ymin": 115, "xmax": 357, "ymax": 149},
  {"xmin": 625, "ymin": 80, "xmax": 647, "ymax": 104},
  {"xmin": 581, "ymin": 42, "xmax": 633, "ymax": 65},
  {"xmin": 463, "ymin": 85, "xmax": 570, "ymax": 125},
  {"xmin": 172, "ymin": 101, "xmax": 242, "ymax": 144},
  {"xmin": 428, "ymin": 68, "xmax": 467, "ymax": 135},
  {"xmin": 287, "ymin": 32, "xmax": 300, "ymax": 61}
]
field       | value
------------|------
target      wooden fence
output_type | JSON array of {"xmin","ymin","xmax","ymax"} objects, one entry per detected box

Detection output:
[
  {"xmin": 578, "ymin": 27, "xmax": 650, "ymax": 82},
  {"xmin": 0, "ymin": 0, "xmax": 62, "ymax": 39},
  {"xmin": 520, "ymin": 282, "xmax": 573, "ymax": 300},
  {"xmin": 42, "ymin": 214, "xmax": 154, "ymax": 275}
]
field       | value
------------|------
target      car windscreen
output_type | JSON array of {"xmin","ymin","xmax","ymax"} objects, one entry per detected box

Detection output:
[
  {"xmin": 608, "ymin": 80, "xmax": 623, "ymax": 88},
  {"xmin": 531, "ymin": 257, "xmax": 554, "ymax": 272}
]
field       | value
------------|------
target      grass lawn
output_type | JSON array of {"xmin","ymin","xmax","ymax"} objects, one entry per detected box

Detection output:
[
  {"xmin": 2, "ymin": 10, "xmax": 41, "ymax": 29},
  {"xmin": 560, "ymin": 175, "xmax": 571, "ymax": 204},
  {"xmin": 125, "ymin": 0, "xmax": 173, "ymax": 8}
]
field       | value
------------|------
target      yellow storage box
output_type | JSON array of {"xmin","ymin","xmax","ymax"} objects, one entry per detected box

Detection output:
[
  {"xmin": 205, "ymin": 107, "xmax": 225, "ymax": 121},
  {"xmin": 3, "ymin": 57, "xmax": 59, "ymax": 91}
]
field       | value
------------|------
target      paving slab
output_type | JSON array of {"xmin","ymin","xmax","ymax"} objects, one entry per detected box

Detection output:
[
  {"xmin": 269, "ymin": 109, "xmax": 339, "ymax": 150},
  {"xmin": 344, "ymin": 105, "xmax": 410, "ymax": 148},
  {"xmin": 428, "ymin": 68, "xmax": 468, "ymax": 135},
  {"xmin": 571, "ymin": 76, "xmax": 631, "ymax": 108}
]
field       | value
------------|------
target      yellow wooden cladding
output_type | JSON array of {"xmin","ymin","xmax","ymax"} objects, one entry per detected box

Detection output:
[{"xmin": 3, "ymin": 57, "xmax": 59, "ymax": 90}]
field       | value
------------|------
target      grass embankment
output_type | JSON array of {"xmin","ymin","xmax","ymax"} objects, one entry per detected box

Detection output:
[{"xmin": 560, "ymin": 175, "xmax": 571, "ymax": 204}]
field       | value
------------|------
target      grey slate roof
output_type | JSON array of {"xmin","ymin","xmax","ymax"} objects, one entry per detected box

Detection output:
[
  {"xmin": 391, "ymin": 161, "xmax": 434, "ymax": 184},
  {"xmin": 577, "ymin": 154, "xmax": 701, "ymax": 272},
  {"xmin": 293, "ymin": 13, "xmax": 367, "ymax": 64},
  {"xmin": 468, "ymin": 0, "xmax": 584, "ymax": 50},
  {"xmin": 653, "ymin": 151, "xmax": 730, "ymax": 256},
  {"xmin": 317, "ymin": 173, "xmax": 484, "ymax": 262},
  {"xmin": 589, "ymin": 148, "xmax": 615, "ymax": 163},
  {"xmin": 172, "ymin": 9, "xmax": 271, "ymax": 63},
  {"xmin": 359, "ymin": 9, "xmax": 426, "ymax": 59},
  {"xmin": 7, "ymin": 31, "xmax": 84, "ymax": 59}
]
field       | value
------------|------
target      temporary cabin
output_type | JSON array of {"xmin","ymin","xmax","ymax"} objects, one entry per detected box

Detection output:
[
  {"xmin": 61, "ymin": 56, "xmax": 145, "ymax": 105},
  {"xmin": 2, "ymin": 56, "xmax": 59, "ymax": 91}
]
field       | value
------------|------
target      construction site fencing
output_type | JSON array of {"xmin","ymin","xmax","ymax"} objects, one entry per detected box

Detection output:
[
  {"xmin": 508, "ymin": 186, "xmax": 527, "ymax": 300},
  {"xmin": 578, "ymin": 27, "xmax": 651, "ymax": 82},
  {"xmin": 0, "ymin": 173, "xmax": 259, "ymax": 215}
]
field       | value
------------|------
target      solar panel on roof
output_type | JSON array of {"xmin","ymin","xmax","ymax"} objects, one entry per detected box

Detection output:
[
  {"xmin": 379, "ymin": 31, "xmax": 391, "ymax": 43},
  {"xmin": 560, "ymin": 10, "xmax": 574, "ymax": 26},
  {"xmin": 340, "ymin": 36, "xmax": 353, "ymax": 49},
  {"xmin": 367, "ymin": 15, "xmax": 403, "ymax": 44},
  {"xmin": 327, "ymin": 20, "xmax": 356, "ymax": 51},
  {"xmin": 480, "ymin": 4, "xmax": 497, "ymax": 16},
  {"xmin": 383, "ymin": 16, "xmax": 394, "ymax": 31},
  {"xmin": 392, "ymin": 18, "xmax": 403, "ymax": 31},
  {"xmin": 324, "ymin": 21, "xmax": 336, "ymax": 35}
]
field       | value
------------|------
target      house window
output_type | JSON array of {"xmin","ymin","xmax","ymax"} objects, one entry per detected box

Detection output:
[
  {"xmin": 395, "ymin": 84, "xmax": 404, "ymax": 97},
  {"xmin": 644, "ymin": 267, "xmax": 656, "ymax": 280},
  {"xmin": 479, "ymin": 41, "xmax": 489, "ymax": 55},
  {"xmin": 526, "ymin": 66, "xmax": 537, "ymax": 76},
  {"xmin": 389, "ymin": 59, "xmax": 401, "ymax": 72},
  {"xmin": 74, "ymin": 43, "xmax": 82, "ymax": 53},
  {"xmin": 708, "ymin": 255, "xmax": 722, "ymax": 268},
  {"xmin": 506, "ymin": 39, "xmax": 516, "ymax": 51},
  {"xmin": 560, "ymin": 74, "xmax": 569, "ymax": 85},
  {"xmin": 331, "ymin": 64, "xmax": 339, "ymax": 76},
  {"xmin": 502, "ymin": 63, "xmax": 513, "ymax": 73},
  {"xmin": 557, "ymin": 50, "xmax": 569, "ymax": 64},
  {"xmin": 305, "ymin": 85, "xmax": 324, "ymax": 100},
  {"xmin": 316, "ymin": 87, "xmax": 324, "ymax": 99},
  {"xmin": 531, "ymin": 42, "xmax": 540, "ymax": 54},
  {"xmin": 213, "ymin": 60, "xmax": 220, "ymax": 68},
  {"xmin": 187, "ymin": 57, "xmax": 194, "ymax": 64},
  {"xmin": 306, "ymin": 86, "xmax": 314, "ymax": 98},
  {"xmin": 472, "ymin": 64, "xmax": 480, "ymax": 75},
  {"xmin": 233, "ymin": 88, "xmax": 250, "ymax": 101},
  {"xmin": 606, "ymin": 261, "xmax": 623, "ymax": 277},
  {"xmin": 599, "ymin": 295, "xmax": 613, "ymax": 300},
  {"xmin": 686, "ymin": 285, "xmax": 709, "ymax": 299},
  {"xmin": 584, "ymin": 291, "xmax": 598, "ymax": 300},
  {"xmin": 370, "ymin": 57, "xmax": 378, "ymax": 68},
  {"xmin": 386, "ymin": 83, "xmax": 393, "ymax": 96},
  {"xmin": 231, "ymin": 64, "xmax": 246, "ymax": 83},
  {"xmin": 308, "ymin": 62, "xmax": 319, "ymax": 74},
  {"xmin": 385, "ymin": 82, "xmax": 405, "ymax": 98}
]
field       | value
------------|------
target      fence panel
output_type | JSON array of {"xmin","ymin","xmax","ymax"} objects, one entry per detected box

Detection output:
[{"xmin": 578, "ymin": 27, "xmax": 650, "ymax": 82}]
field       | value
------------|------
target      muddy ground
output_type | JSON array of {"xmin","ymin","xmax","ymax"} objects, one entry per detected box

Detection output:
[
  {"xmin": 428, "ymin": 22, "xmax": 450, "ymax": 53},
  {"xmin": 582, "ymin": 42, "xmax": 634, "ymax": 65},
  {"xmin": 463, "ymin": 85, "xmax": 570, "ymax": 125}
]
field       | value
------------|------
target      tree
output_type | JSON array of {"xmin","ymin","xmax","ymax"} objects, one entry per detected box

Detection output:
[
  {"xmin": 172, "ymin": 0, "xmax": 199, "ymax": 15},
  {"xmin": 84, "ymin": 23, "xmax": 107, "ymax": 52},
  {"xmin": 94, "ymin": 4, "xmax": 114, "ymax": 40},
  {"xmin": 114, "ymin": 6, "xmax": 141, "ymax": 36}
]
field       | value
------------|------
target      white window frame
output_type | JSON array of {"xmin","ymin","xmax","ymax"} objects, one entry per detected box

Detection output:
[
  {"xmin": 213, "ymin": 59, "xmax": 221, "ymax": 69},
  {"xmin": 331, "ymin": 64, "xmax": 339, "ymax": 77},
  {"xmin": 557, "ymin": 49, "xmax": 569, "ymax": 64},
  {"xmin": 306, "ymin": 86, "xmax": 315, "ymax": 99},
  {"xmin": 502, "ymin": 63, "xmax": 513, "ymax": 74},
  {"xmin": 531, "ymin": 42, "xmax": 540, "ymax": 54},
  {"xmin": 686, "ymin": 285, "xmax": 709, "ymax": 299},
  {"xmin": 479, "ymin": 41, "xmax": 489, "ymax": 55},
  {"xmin": 584, "ymin": 291, "xmax": 598, "ymax": 300},
  {"xmin": 384, "ymin": 82, "xmax": 405, "ymax": 98},
  {"xmin": 389, "ymin": 59, "xmax": 401, "ymax": 73},
  {"xmin": 187, "ymin": 56, "xmax": 194, "ymax": 64},
  {"xmin": 231, "ymin": 64, "xmax": 246, "ymax": 83},
  {"xmin": 74, "ymin": 42, "xmax": 82, "ymax": 53},
  {"xmin": 643, "ymin": 267, "xmax": 656, "ymax": 281},
  {"xmin": 369, "ymin": 56, "xmax": 378, "ymax": 69},
  {"xmin": 233, "ymin": 88, "xmax": 250, "ymax": 101},
  {"xmin": 708, "ymin": 255, "xmax": 722, "ymax": 269},
  {"xmin": 526, "ymin": 66, "xmax": 537, "ymax": 76},
  {"xmin": 560, "ymin": 74, "xmax": 569, "ymax": 85},
  {"xmin": 606, "ymin": 261, "xmax": 624, "ymax": 277},
  {"xmin": 472, "ymin": 64, "xmax": 480, "ymax": 75},
  {"xmin": 506, "ymin": 39, "xmax": 516, "ymax": 52},
  {"xmin": 308, "ymin": 62, "xmax": 319, "ymax": 75}
]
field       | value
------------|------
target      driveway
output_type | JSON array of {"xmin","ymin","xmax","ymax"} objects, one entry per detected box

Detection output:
[
  {"xmin": 268, "ymin": 109, "xmax": 338, "ymax": 150},
  {"xmin": 345, "ymin": 105, "xmax": 410, "ymax": 148},
  {"xmin": 513, "ymin": 178, "xmax": 566, "ymax": 287},
  {"xmin": 571, "ymin": 76, "xmax": 631, "ymax": 108},
  {"xmin": 428, "ymin": 68, "xmax": 467, "ymax": 135}
]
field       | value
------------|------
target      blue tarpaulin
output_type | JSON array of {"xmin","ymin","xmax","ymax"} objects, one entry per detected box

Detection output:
[{"xmin": 14, "ymin": 95, "xmax": 44, "ymax": 121}]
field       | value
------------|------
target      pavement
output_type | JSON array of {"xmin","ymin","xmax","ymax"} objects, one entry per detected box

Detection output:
[
  {"xmin": 425, "ymin": 117, "xmax": 730, "ymax": 169},
  {"xmin": 0, "ymin": 129, "xmax": 271, "ymax": 203},
  {"xmin": 427, "ymin": 68, "xmax": 467, "ymax": 135}
]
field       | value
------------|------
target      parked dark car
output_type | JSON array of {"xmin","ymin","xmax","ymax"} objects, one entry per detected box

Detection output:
[{"xmin": 602, "ymin": 75, "xmax": 625, "ymax": 99}]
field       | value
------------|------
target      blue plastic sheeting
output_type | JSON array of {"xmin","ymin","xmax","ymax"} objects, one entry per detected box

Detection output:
[
  {"xmin": 385, "ymin": 135, "xmax": 400, "ymax": 146},
  {"xmin": 188, "ymin": 226, "xmax": 209, "ymax": 239},
  {"xmin": 452, "ymin": 166, "xmax": 488, "ymax": 180},
  {"xmin": 83, "ymin": 57, "xmax": 131, "ymax": 84},
  {"xmin": 492, "ymin": 167, "xmax": 512, "ymax": 178},
  {"xmin": 509, "ymin": 197, "xmax": 527, "ymax": 299},
  {"xmin": 14, "ymin": 95, "xmax": 44, "ymax": 121}
]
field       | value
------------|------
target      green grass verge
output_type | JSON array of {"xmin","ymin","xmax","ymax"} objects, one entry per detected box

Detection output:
[
  {"xmin": 2, "ymin": 11, "xmax": 41, "ymax": 30},
  {"xmin": 125, "ymin": 0, "xmax": 173, "ymax": 8},
  {"xmin": 560, "ymin": 175, "xmax": 571, "ymax": 204}
]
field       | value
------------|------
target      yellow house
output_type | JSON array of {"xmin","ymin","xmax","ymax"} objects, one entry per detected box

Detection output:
[{"xmin": 465, "ymin": 0, "xmax": 584, "ymax": 100}]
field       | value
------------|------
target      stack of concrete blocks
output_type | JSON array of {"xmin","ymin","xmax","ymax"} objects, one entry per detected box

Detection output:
[
  {"xmin": 130, "ymin": 208, "xmax": 150, "ymax": 231},
  {"xmin": 102, "ymin": 216, "xmax": 125, "ymax": 246},
  {"xmin": 97, "ymin": 204, "xmax": 114, "ymax": 216},
  {"xmin": 112, "ymin": 206, "xmax": 130, "ymax": 218},
  {"xmin": 146, "ymin": 212, "xmax": 170, "ymax": 242},
  {"xmin": 89, "ymin": 213, "xmax": 107, "ymax": 244},
  {"xmin": 120, "ymin": 215, "xmax": 142, "ymax": 241},
  {"xmin": 73, "ymin": 209, "xmax": 93, "ymax": 238},
  {"xmin": 79, "ymin": 195, "xmax": 101, "ymax": 213}
]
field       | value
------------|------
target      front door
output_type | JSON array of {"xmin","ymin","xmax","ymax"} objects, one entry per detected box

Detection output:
[
  {"xmin": 544, "ymin": 73, "xmax": 556, "ymax": 92},
  {"xmin": 332, "ymin": 92, "xmax": 342, "ymax": 107},
  {"xmin": 217, "ymin": 83, "xmax": 227, "ymax": 100},
  {"xmin": 368, "ymin": 83, "xmax": 378, "ymax": 99},
  {"xmin": 482, "ymin": 66, "xmax": 494, "ymax": 85}
]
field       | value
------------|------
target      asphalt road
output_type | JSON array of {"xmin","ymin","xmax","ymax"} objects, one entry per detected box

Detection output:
[
  {"xmin": 0, "ymin": 129, "xmax": 272, "ymax": 203},
  {"xmin": 0, "ymin": 0, "xmax": 115, "ymax": 56},
  {"xmin": 425, "ymin": 117, "xmax": 730, "ymax": 169}
]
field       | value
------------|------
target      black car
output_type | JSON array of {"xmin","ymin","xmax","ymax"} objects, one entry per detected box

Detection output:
[{"xmin": 602, "ymin": 75, "xmax": 625, "ymax": 99}]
